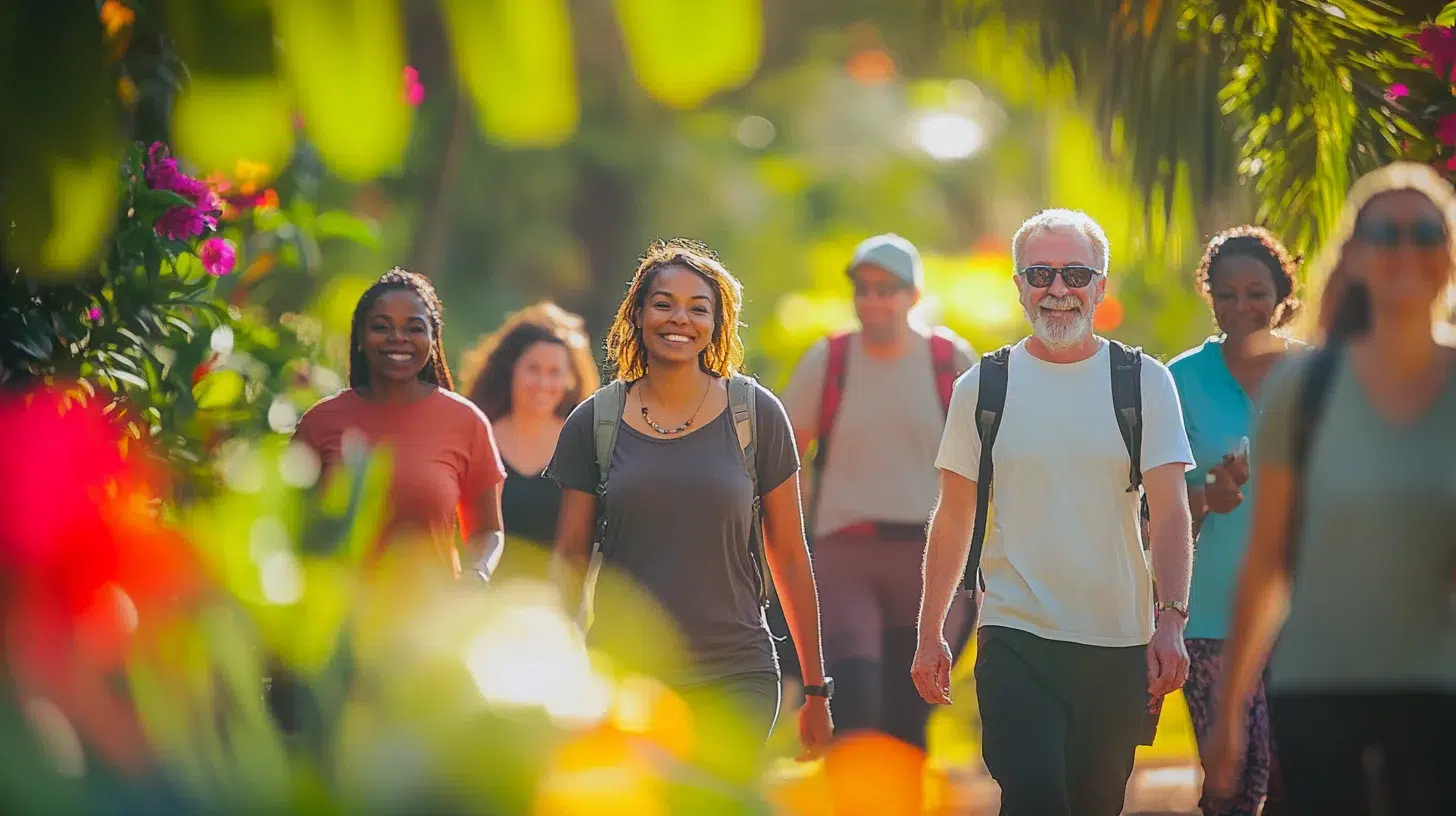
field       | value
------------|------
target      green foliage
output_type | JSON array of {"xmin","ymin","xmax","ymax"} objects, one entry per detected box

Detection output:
[{"xmin": 941, "ymin": 0, "xmax": 1426, "ymax": 263}]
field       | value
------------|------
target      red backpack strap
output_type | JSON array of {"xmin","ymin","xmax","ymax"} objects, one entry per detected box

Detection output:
[
  {"xmin": 929, "ymin": 331, "xmax": 959, "ymax": 416},
  {"xmin": 816, "ymin": 333, "xmax": 854, "ymax": 460}
]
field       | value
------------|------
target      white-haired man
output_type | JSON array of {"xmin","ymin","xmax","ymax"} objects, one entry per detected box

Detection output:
[{"xmin": 912, "ymin": 210, "xmax": 1195, "ymax": 815}]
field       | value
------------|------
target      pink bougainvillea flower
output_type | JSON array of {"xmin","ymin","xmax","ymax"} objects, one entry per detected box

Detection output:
[
  {"xmin": 144, "ymin": 141, "xmax": 222, "ymax": 240},
  {"xmin": 1446, "ymin": 155, "xmax": 1456, "ymax": 171},
  {"xmin": 404, "ymin": 65, "xmax": 425, "ymax": 106},
  {"xmin": 198, "ymin": 237, "xmax": 236, "ymax": 276},
  {"xmin": 1437, "ymin": 113, "xmax": 1456, "ymax": 147},
  {"xmin": 1416, "ymin": 25, "xmax": 1456, "ymax": 77},
  {"xmin": 87, "ymin": 307, "xmax": 103, "ymax": 322},
  {"xmin": 1384, "ymin": 83, "xmax": 1409, "ymax": 103}
]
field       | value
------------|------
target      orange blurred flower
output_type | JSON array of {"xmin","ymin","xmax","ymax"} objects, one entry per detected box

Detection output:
[
  {"xmin": 847, "ymin": 49, "xmax": 896, "ymax": 86},
  {"xmin": 100, "ymin": 1, "xmax": 135, "ymax": 61}
]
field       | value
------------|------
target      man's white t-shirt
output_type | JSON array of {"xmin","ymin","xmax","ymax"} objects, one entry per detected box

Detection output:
[{"xmin": 935, "ymin": 337, "xmax": 1193, "ymax": 647}]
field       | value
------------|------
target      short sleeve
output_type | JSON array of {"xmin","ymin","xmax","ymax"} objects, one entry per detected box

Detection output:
[
  {"xmin": 462, "ymin": 407, "xmax": 506, "ymax": 498},
  {"xmin": 547, "ymin": 395, "xmax": 600, "ymax": 494},
  {"xmin": 1251, "ymin": 354, "xmax": 1309, "ymax": 471},
  {"xmin": 753, "ymin": 384, "xmax": 800, "ymax": 493},
  {"xmin": 1167, "ymin": 356, "xmax": 1205, "ymax": 487},
  {"xmin": 292, "ymin": 403, "xmax": 325, "ymax": 452},
  {"xmin": 935, "ymin": 364, "xmax": 982, "ymax": 480},
  {"xmin": 779, "ymin": 340, "xmax": 829, "ymax": 438},
  {"xmin": 1139, "ymin": 357, "xmax": 1195, "ymax": 472}
]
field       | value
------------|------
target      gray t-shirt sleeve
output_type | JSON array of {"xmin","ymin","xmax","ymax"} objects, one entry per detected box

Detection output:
[
  {"xmin": 547, "ymin": 394, "xmax": 600, "ymax": 494},
  {"xmin": 754, "ymin": 383, "xmax": 801, "ymax": 493},
  {"xmin": 1251, "ymin": 354, "xmax": 1309, "ymax": 470},
  {"xmin": 779, "ymin": 340, "xmax": 829, "ymax": 439}
]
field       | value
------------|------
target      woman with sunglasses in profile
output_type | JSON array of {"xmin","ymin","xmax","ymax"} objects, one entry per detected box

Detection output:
[
  {"xmin": 294, "ymin": 268, "xmax": 506, "ymax": 580},
  {"xmin": 548, "ymin": 239, "xmax": 831, "ymax": 802},
  {"xmin": 460, "ymin": 302, "xmax": 598, "ymax": 573},
  {"xmin": 1168, "ymin": 226, "xmax": 1305, "ymax": 816},
  {"xmin": 1206, "ymin": 163, "xmax": 1456, "ymax": 815}
]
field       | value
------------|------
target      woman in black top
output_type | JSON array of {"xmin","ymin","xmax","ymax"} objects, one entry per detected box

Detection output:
[{"xmin": 462, "ymin": 302, "xmax": 598, "ymax": 555}]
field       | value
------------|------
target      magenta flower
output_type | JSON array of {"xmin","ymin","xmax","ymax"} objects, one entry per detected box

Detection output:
[
  {"xmin": 1437, "ymin": 114, "xmax": 1456, "ymax": 147},
  {"xmin": 87, "ymin": 307, "xmax": 103, "ymax": 322},
  {"xmin": 1384, "ymin": 83, "xmax": 1409, "ymax": 104},
  {"xmin": 404, "ymin": 66, "xmax": 425, "ymax": 106},
  {"xmin": 1415, "ymin": 25, "xmax": 1456, "ymax": 78},
  {"xmin": 144, "ymin": 141, "xmax": 222, "ymax": 240},
  {"xmin": 198, "ymin": 237, "xmax": 236, "ymax": 276}
]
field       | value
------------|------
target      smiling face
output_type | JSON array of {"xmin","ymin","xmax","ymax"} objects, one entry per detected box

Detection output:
[
  {"xmin": 511, "ymin": 339, "xmax": 573, "ymax": 418},
  {"xmin": 362, "ymin": 289, "xmax": 433, "ymax": 385},
  {"xmin": 1016, "ymin": 228, "xmax": 1104, "ymax": 350},
  {"xmin": 1346, "ymin": 190, "xmax": 1454, "ymax": 324},
  {"xmin": 1209, "ymin": 254, "xmax": 1280, "ymax": 340},
  {"xmin": 636, "ymin": 264, "xmax": 717, "ymax": 368}
]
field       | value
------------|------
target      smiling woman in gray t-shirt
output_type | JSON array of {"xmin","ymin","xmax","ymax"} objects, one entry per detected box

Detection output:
[{"xmin": 548, "ymin": 239, "xmax": 832, "ymax": 791}]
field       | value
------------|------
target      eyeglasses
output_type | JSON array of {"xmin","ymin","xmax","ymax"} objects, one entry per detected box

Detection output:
[
  {"xmin": 1352, "ymin": 218, "xmax": 1447, "ymax": 248},
  {"xmin": 1018, "ymin": 264, "xmax": 1103, "ymax": 289}
]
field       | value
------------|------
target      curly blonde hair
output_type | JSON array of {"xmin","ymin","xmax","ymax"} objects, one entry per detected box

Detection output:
[
  {"xmin": 603, "ymin": 238, "xmax": 746, "ymax": 381},
  {"xmin": 459, "ymin": 301, "xmax": 599, "ymax": 421}
]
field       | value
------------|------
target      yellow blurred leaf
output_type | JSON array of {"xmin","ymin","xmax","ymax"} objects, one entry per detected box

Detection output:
[
  {"xmin": 444, "ymin": 0, "xmax": 579, "ymax": 147},
  {"xmin": 615, "ymin": 0, "xmax": 762, "ymax": 109},
  {"xmin": 41, "ymin": 154, "xmax": 120, "ymax": 273},
  {"xmin": 173, "ymin": 76, "xmax": 295, "ymax": 178},
  {"xmin": 193, "ymin": 369, "xmax": 246, "ymax": 410},
  {"xmin": 273, "ymin": 0, "xmax": 409, "ymax": 181}
]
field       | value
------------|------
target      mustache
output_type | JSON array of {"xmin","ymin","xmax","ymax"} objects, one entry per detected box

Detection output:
[{"xmin": 1036, "ymin": 294, "xmax": 1083, "ymax": 311}]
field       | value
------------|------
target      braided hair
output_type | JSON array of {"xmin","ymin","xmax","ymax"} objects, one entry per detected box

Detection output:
[{"xmin": 347, "ymin": 267, "xmax": 455, "ymax": 391}]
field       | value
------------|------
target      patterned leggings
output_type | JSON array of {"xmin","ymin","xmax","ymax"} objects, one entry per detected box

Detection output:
[{"xmin": 1183, "ymin": 638, "xmax": 1272, "ymax": 816}]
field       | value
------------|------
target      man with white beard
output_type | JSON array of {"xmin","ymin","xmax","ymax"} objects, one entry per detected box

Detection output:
[{"xmin": 911, "ymin": 209, "xmax": 1196, "ymax": 815}]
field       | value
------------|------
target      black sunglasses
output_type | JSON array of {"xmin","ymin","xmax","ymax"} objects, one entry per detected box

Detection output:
[
  {"xmin": 1352, "ymin": 218, "xmax": 1447, "ymax": 248},
  {"xmin": 1018, "ymin": 264, "xmax": 1103, "ymax": 289}
]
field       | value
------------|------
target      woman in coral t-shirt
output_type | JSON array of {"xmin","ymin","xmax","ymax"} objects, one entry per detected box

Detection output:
[{"xmin": 294, "ymin": 267, "xmax": 506, "ymax": 579}]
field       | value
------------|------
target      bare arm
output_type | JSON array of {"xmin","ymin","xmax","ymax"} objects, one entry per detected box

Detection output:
[
  {"xmin": 918, "ymin": 468, "xmax": 977, "ymax": 645},
  {"xmin": 1143, "ymin": 462, "xmax": 1194, "ymax": 608},
  {"xmin": 464, "ymin": 482, "xmax": 505, "ymax": 579},
  {"xmin": 761, "ymin": 472, "xmax": 825, "ymax": 687},
  {"xmin": 551, "ymin": 488, "xmax": 597, "ymax": 614}
]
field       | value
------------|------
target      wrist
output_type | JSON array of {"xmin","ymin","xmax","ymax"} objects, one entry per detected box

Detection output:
[{"xmin": 1155, "ymin": 600, "xmax": 1189, "ymax": 628}]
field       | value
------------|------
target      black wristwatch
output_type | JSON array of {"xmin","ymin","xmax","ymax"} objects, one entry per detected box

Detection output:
[{"xmin": 803, "ymin": 677, "xmax": 834, "ymax": 700}]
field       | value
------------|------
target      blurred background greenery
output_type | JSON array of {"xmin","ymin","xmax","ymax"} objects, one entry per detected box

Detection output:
[{"xmin": 1, "ymin": 0, "xmax": 1449, "ymax": 812}]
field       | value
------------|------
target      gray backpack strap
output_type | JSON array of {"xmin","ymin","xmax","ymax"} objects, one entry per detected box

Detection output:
[
  {"xmin": 591, "ymin": 380, "xmax": 629, "ymax": 558},
  {"xmin": 727, "ymin": 374, "xmax": 770, "ymax": 607}
]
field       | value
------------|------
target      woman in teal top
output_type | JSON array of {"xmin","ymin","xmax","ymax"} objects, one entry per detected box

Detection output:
[{"xmin": 1169, "ymin": 225, "xmax": 1304, "ymax": 816}]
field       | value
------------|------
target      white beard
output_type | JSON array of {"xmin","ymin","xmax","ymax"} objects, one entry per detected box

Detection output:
[{"xmin": 1026, "ymin": 294, "xmax": 1093, "ymax": 350}]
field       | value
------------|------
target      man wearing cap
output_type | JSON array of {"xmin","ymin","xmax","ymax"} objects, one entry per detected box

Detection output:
[{"xmin": 780, "ymin": 233, "xmax": 975, "ymax": 757}]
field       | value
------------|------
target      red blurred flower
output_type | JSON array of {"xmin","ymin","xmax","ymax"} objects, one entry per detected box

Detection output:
[
  {"xmin": 0, "ymin": 385, "xmax": 201, "ymax": 774},
  {"xmin": 1413, "ymin": 25, "xmax": 1456, "ymax": 78},
  {"xmin": 404, "ymin": 65, "xmax": 425, "ymax": 106}
]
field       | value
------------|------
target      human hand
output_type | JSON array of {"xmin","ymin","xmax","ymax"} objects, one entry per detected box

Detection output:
[
  {"xmin": 910, "ymin": 637, "xmax": 954, "ymax": 705},
  {"xmin": 1223, "ymin": 439, "xmax": 1250, "ymax": 486},
  {"xmin": 1203, "ymin": 707, "xmax": 1247, "ymax": 799},
  {"xmin": 797, "ymin": 696, "xmax": 832, "ymax": 761},
  {"xmin": 1203, "ymin": 463, "xmax": 1244, "ymax": 514},
  {"xmin": 1145, "ymin": 614, "xmax": 1189, "ymax": 697}
]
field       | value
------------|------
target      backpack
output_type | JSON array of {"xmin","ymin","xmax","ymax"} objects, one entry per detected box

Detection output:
[
  {"xmin": 591, "ymin": 374, "xmax": 772, "ymax": 607},
  {"xmin": 962, "ymin": 340, "xmax": 1146, "ymax": 593},
  {"xmin": 811, "ymin": 330, "xmax": 962, "ymax": 520}
]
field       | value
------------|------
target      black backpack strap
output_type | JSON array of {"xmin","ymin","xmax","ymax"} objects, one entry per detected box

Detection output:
[
  {"xmin": 964, "ymin": 345, "xmax": 1012, "ymax": 594},
  {"xmin": 1289, "ymin": 345, "xmax": 1341, "ymax": 571},
  {"xmin": 1108, "ymin": 340, "xmax": 1144, "ymax": 493}
]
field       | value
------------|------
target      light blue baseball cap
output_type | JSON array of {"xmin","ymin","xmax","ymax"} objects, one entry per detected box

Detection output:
[{"xmin": 847, "ymin": 233, "xmax": 923, "ymax": 290}]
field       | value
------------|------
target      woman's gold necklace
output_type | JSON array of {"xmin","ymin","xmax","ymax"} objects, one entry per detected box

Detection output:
[{"xmin": 640, "ymin": 378, "xmax": 712, "ymax": 435}]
